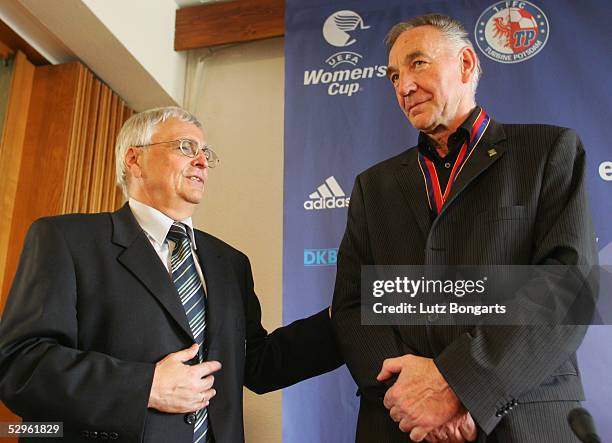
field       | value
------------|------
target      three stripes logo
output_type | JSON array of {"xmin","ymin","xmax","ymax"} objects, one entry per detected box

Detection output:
[{"xmin": 303, "ymin": 176, "xmax": 350, "ymax": 210}]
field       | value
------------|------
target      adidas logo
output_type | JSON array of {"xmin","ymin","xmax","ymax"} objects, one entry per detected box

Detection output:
[{"xmin": 303, "ymin": 176, "xmax": 350, "ymax": 210}]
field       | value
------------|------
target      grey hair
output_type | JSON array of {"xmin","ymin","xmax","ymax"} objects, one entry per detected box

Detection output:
[
  {"xmin": 115, "ymin": 106, "xmax": 203, "ymax": 197},
  {"xmin": 385, "ymin": 13, "xmax": 482, "ymax": 93}
]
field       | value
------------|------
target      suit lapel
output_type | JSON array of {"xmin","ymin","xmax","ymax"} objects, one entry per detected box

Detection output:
[
  {"xmin": 193, "ymin": 232, "xmax": 230, "ymax": 356},
  {"xmin": 439, "ymin": 119, "xmax": 507, "ymax": 216},
  {"xmin": 111, "ymin": 204, "xmax": 194, "ymax": 341},
  {"xmin": 394, "ymin": 148, "xmax": 432, "ymax": 238}
]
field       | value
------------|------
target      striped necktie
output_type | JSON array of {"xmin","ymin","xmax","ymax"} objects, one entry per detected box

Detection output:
[{"xmin": 167, "ymin": 222, "xmax": 209, "ymax": 443}]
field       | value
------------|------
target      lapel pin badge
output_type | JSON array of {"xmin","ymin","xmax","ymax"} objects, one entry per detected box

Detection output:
[{"xmin": 487, "ymin": 148, "xmax": 497, "ymax": 157}]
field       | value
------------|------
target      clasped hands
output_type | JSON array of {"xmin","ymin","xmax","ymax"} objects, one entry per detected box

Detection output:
[
  {"xmin": 148, "ymin": 343, "xmax": 221, "ymax": 413},
  {"xmin": 377, "ymin": 354, "xmax": 477, "ymax": 443},
  {"xmin": 145, "ymin": 342, "xmax": 476, "ymax": 441}
]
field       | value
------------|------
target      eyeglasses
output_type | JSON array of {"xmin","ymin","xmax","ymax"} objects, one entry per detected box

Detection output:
[{"xmin": 134, "ymin": 139, "xmax": 220, "ymax": 168}]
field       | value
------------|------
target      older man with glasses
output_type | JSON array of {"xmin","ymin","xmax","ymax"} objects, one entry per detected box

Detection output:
[{"xmin": 0, "ymin": 107, "xmax": 342, "ymax": 443}]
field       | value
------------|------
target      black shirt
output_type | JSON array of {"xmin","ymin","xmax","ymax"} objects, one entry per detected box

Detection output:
[{"xmin": 417, "ymin": 106, "xmax": 482, "ymax": 192}]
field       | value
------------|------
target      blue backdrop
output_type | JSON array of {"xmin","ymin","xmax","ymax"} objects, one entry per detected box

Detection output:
[{"xmin": 283, "ymin": 1, "xmax": 612, "ymax": 441}]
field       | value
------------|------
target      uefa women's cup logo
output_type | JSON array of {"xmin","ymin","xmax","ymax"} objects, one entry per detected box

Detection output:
[{"xmin": 322, "ymin": 10, "xmax": 370, "ymax": 47}]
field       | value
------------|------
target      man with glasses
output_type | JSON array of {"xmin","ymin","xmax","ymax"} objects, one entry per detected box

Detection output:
[{"xmin": 0, "ymin": 107, "xmax": 342, "ymax": 442}]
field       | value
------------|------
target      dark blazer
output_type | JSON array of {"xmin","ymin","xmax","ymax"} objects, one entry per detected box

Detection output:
[
  {"xmin": 0, "ymin": 204, "xmax": 342, "ymax": 442},
  {"xmin": 331, "ymin": 120, "xmax": 598, "ymax": 442}
]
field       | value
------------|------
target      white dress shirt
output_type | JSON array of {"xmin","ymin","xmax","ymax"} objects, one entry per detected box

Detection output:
[{"xmin": 128, "ymin": 198, "xmax": 207, "ymax": 292}]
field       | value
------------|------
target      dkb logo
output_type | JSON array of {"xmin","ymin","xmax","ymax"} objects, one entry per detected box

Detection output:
[{"xmin": 304, "ymin": 249, "xmax": 338, "ymax": 267}]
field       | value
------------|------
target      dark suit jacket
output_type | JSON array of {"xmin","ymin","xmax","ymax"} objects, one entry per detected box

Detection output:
[
  {"xmin": 331, "ymin": 121, "xmax": 598, "ymax": 442},
  {"xmin": 0, "ymin": 204, "xmax": 342, "ymax": 442}
]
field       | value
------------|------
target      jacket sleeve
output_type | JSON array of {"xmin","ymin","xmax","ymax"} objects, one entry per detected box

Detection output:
[
  {"xmin": 435, "ymin": 128, "xmax": 599, "ymax": 434},
  {"xmin": 331, "ymin": 177, "xmax": 414, "ymax": 400},
  {"xmin": 240, "ymin": 255, "xmax": 343, "ymax": 394},
  {"xmin": 0, "ymin": 219, "xmax": 154, "ymax": 440}
]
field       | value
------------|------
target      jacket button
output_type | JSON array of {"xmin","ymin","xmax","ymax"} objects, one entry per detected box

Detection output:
[{"xmin": 185, "ymin": 412, "xmax": 197, "ymax": 425}]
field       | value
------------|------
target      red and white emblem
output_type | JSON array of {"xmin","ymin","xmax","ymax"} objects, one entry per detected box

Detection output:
[{"xmin": 475, "ymin": 2, "xmax": 549, "ymax": 63}]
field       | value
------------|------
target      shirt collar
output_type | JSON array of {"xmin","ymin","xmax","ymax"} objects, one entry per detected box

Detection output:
[
  {"xmin": 128, "ymin": 198, "xmax": 197, "ymax": 249},
  {"xmin": 417, "ymin": 106, "xmax": 482, "ymax": 161}
]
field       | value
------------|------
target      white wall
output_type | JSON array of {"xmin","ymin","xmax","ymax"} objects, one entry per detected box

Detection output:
[
  {"xmin": 81, "ymin": 0, "xmax": 186, "ymax": 105},
  {"xmin": 0, "ymin": 0, "xmax": 185, "ymax": 110},
  {"xmin": 188, "ymin": 37, "xmax": 285, "ymax": 443}
]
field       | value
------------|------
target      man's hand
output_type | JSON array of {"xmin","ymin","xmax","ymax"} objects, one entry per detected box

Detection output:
[
  {"xmin": 377, "ymin": 354, "xmax": 470, "ymax": 441},
  {"xmin": 148, "ymin": 344, "xmax": 222, "ymax": 413},
  {"xmin": 424, "ymin": 412, "xmax": 477, "ymax": 443}
]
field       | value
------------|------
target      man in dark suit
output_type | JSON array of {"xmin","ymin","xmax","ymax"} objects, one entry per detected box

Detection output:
[
  {"xmin": 331, "ymin": 14, "xmax": 597, "ymax": 443},
  {"xmin": 0, "ymin": 107, "xmax": 342, "ymax": 442}
]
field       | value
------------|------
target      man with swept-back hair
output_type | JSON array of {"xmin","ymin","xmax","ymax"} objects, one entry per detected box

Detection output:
[
  {"xmin": 384, "ymin": 14, "xmax": 483, "ymax": 94},
  {"xmin": 332, "ymin": 13, "xmax": 597, "ymax": 443},
  {"xmin": 0, "ymin": 106, "xmax": 342, "ymax": 442}
]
